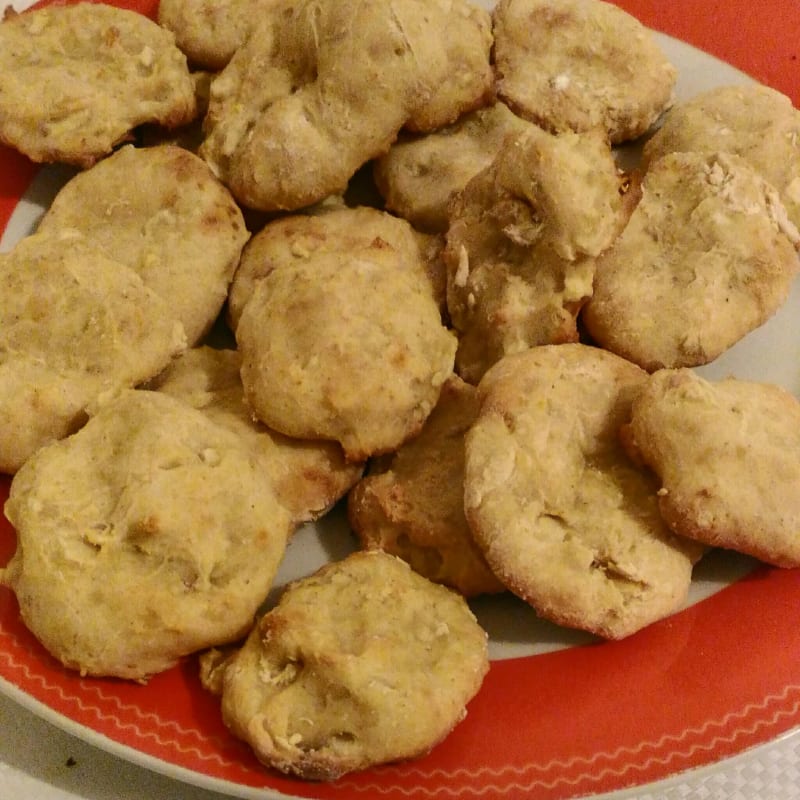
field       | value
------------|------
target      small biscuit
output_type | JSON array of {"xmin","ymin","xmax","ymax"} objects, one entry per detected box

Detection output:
[
  {"xmin": 218, "ymin": 550, "xmax": 489, "ymax": 780},
  {"xmin": 582, "ymin": 151, "xmax": 800, "ymax": 371},
  {"xmin": 0, "ymin": 2, "xmax": 196, "ymax": 167},
  {"xmin": 150, "ymin": 346, "xmax": 362, "ymax": 524},
  {"xmin": 348, "ymin": 375, "xmax": 504, "ymax": 597},
  {"xmin": 1, "ymin": 390, "xmax": 293, "ymax": 680},
  {"xmin": 492, "ymin": 0, "xmax": 676, "ymax": 143},
  {"xmin": 37, "ymin": 144, "xmax": 249, "ymax": 346},
  {"xmin": 621, "ymin": 369, "xmax": 800, "ymax": 568},
  {"xmin": 463, "ymin": 344, "xmax": 703, "ymax": 640}
]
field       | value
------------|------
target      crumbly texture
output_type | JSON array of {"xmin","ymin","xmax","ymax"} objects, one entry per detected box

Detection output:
[
  {"xmin": 444, "ymin": 125, "xmax": 624, "ymax": 383},
  {"xmin": 463, "ymin": 344, "xmax": 703, "ymax": 640},
  {"xmin": 642, "ymin": 84, "xmax": 800, "ymax": 232},
  {"xmin": 1, "ymin": 390, "xmax": 293, "ymax": 680},
  {"xmin": 582, "ymin": 151, "xmax": 800, "ymax": 371},
  {"xmin": 492, "ymin": 0, "xmax": 676, "ymax": 144},
  {"xmin": 37, "ymin": 144, "xmax": 249, "ymax": 345},
  {"xmin": 0, "ymin": 230, "xmax": 186, "ymax": 474},
  {"xmin": 218, "ymin": 550, "xmax": 489, "ymax": 780},
  {"xmin": 348, "ymin": 375, "xmax": 504, "ymax": 598},
  {"xmin": 198, "ymin": 0, "xmax": 493, "ymax": 211},
  {"xmin": 622, "ymin": 369, "xmax": 800, "ymax": 568},
  {"xmin": 236, "ymin": 239, "xmax": 456, "ymax": 462},
  {"xmin": 0, "ymin": 2, "xmax": 196, "ymax": 167},
  {"xmin": 373, "ymin": 102, "xmax": 535, "ymax": 233},
  {"xmin": 150, "ymin": 346, "xmax": 362, "ymax": 524}
]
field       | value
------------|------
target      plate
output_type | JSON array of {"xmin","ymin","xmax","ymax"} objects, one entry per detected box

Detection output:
[{"xmin": 1, "ymin": 1, "xmax": 800, "ymax": 798}]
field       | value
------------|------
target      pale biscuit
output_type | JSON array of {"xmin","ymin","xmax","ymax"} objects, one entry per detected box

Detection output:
[
  {"xmin": 348, "ymin": 375, "xmax": 504, "ymax": 598},
  {"xmin": 217, "ymin": 550, "xmax": 488, "ymax": 780},
  {"xmin": 444, "ymin": 125, "xmax": 624, "ymax": 383},
  {"xmin": 236, "ymin": 240, "xmax": 457, "ymax": 462},
  {"xmin": 582, "ymin": 151, "xmax": 800, "ymax": 371},
  {"xmin": 463, "ymin": 344, "xmax": 703, "ymax": 640},
  {"xmin": 642, "ymin": 84, "xmax": 800, "ymax": 231},
  {"xmin": 1, "ymin": 390, "xmax": 293, "ymax": 680},
  {"xmin": 0, "ymin": 2, "xmax": 196, "ymax": 167},
  {"xmin": 0, "ymin": 230, "xmax": 186, "ymax": 474},
  {"xmin": 492, "ymin": 0, "xmax": 676, "ymax": 144},
  {"xmin": 621, "ymin": 369, "xmax": 800, "ymax": 568},
  {"xmin": 373, "ymin": 102, "xmax": 534, "ymax": 233},
  {"xmin": 150, "ymin": 346, "xmax": 362, "ymax": 524},
  {"xmin": 199, "ymin": 0, "xmax": 492, "ymax": 211},
  {"xmin": 37, "ymin": 144, "xmax": 249, "ymax": 346}
]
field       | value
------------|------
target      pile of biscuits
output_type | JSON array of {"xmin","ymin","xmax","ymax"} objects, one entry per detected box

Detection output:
[{"xmin": 1, "ymin": 0, "xmax": 800, "ymax": 783}]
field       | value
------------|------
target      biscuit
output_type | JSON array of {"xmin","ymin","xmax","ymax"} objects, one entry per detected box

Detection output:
[
  {"xmin": 217, "ymin": 550, "xmax": 488, "ymax": 780},
  {"xmin": 150, "ymin": 346, "xmax": 362, "ymax": 524},
  {"xmin": 0, "ymin": 230, "xmax": 186, "ymax": 474},
  {"xmin": 199, "ymin": 0, "xmax": 492, "ymax": 211},
  {"xmin": 1, "ymin": 390, "xmax": 293, "ymax": 679},
  {"xmin": 642, "ymin": 84, "xmax": 800, "ymax": 231},
  {"xmin": 348, "ymin": 375, "xmax": 504, "ymax": 598},
  {"xmin": 444, "ymin": 125, "xmax": 624, "ymax": 382},
  {"xmin": 0, "ymin": 2, "xmax": 196, "ymax": 167},
  {"xmin": 621, "ymin": 369, "xmax": 800, "ymax": 568},
  {"xmin": 236, "ymin": 240, "xmax": 457, "ymax": 462},
  {"xmin": 492, "ymin": 0, "xmax": 676, "ymax": 144},
  {"xmin": 582, "ymin": 151, "xmax": 800, "ymax": 371},
  {"xmin": 37, "ymin": 144, "xmax": 249, "ymax": 346},
  {"xmin": 463, "ymin": 344, "xmax": 703, "ymax": 640}
]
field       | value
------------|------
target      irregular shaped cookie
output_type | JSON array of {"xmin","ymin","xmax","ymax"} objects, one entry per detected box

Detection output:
[
  {"xmin": 218, "ymin": 550, "xmax": 488, "ymax": 780},
  {"xmin": 237, "ymin": 239, "xmax": 457, "ymax": 461},
  {"xmin": 374, "ymin": 102, "xmax": 534, "ymax": 233},
  {"xmin": 642, "ymin": 84, "xmax": 800, "ymax": 231},
  {"xmin": 621, "ymin": 369, "xmax": 800, "ymax": 568},
  {"xmin": 199, "ymin": 0, "xmax": 493, "ymax": 210},
  {"xmin": 150, "ymin": 346, "xmax": 362, "ymax": 524},
  {"xmin": 0, "ymin": 2, "xmax": 196, "ymax": 167},
  {"xmin": 492, "ymin": 0, "xmax": 676, "ymax": 143},
  {"xmin": 582, "ymin": 152, "xmax": 800, "ymax": 372},
  {"xmin": 37, "ymin": 145, "xmax": 248, "ymax": 345},
  {"xmin": 0, "ymin": 230, "xmax": 186, "ymax": 474},
  {"xmin": 463, "ymin": 344, "xmax": 703, "ymax": 640},
  {"xmin": 445, "ymin": 125, "xmax": 624, "ymax": 382},
  {"xmin": 1, "ymin": 390, "xmax": 293, "ymax": 680},
  {"xmin": 348, "ymin": 375, "xmax": 504, "ymax": 597}
]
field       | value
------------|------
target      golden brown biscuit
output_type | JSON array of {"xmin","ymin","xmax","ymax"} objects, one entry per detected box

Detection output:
[
  {"xmin": 622, "ymin": 368, "xmax": 800, "ymax": 568},
  {"xmin": 0, "ymin": 2, "xmax": 196, "ymax": 167},
  {"xmin": 217, "ymin": 550, "xmax": 488, "ymax": 780},
  {"xmin": 463, "ymin": 344, "xmax": 703, "ymax": 639},
  {"xmin": 348, "ymin": 375, "xmax": 504, "ymax": 597}
]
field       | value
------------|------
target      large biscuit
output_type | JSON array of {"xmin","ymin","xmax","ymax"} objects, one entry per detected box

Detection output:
[
  {"xmin": 37, "ymin": 144, "xmax": 249, "ymax": 345},
  {"xmin": 1, "ymin": 390, "xmax": 293, "ymax": 680},
  {"xmin": 0, "ymin": 230, "xmax": 185, "ymax": 474},
  {"xmin": 0, "ymin": 2, "xmax": 196, "ymax": 167},
  {"xmin": 493, "ymin": 0, "xmax": 676, "ymax": 143},
  {"xmin": 348, "ymin": 375, "xmax": 504, "ymax": 598},
  {"xmin": 463, "ymin": 344, "xmax": 703, "ymax": 639},
  {"xmin": 582, "ymin": 151, "xmax": 800, "ymax": 371},
  {"xmin": 621, "ymin": 369, "xmax": 800, "ymax": 568},
  {"xmin": 150, "ymin": 346, "xmax": 362, "ymax": 524},
  {"xmin": 217, "ymin": 550, "xmax": 488, "ymax": 780}
]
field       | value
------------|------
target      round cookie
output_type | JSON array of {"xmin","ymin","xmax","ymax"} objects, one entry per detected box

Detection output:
[
  {"xmin": 492, "ymin": 0, "xmax": 676, "ymax": 144},
  {"xmin": 463, "ymin": 344, "xmax": 703, "ymax": 640},
  {"xmin": 348, "ymin": 375, "xmax": 504, "ymax": 597},
  {"xmin": 0, "ymin": 2, "xmax": 196, "ymax": 167},
  {"xmin": 582, "ymin": 151, "xmax": 800, "ymax": 372},
  {"xmin": 1, "ymin": 390, "xmax": 293, "ymax": 680},
  {"xmin": 621, "ymin": 368, "xmax": 800, "ymax": 568},
  {"xmin": 217, "ymin": 550, "xmax": 489, "ymax": 780},
  {"xmin": 37, "ymin": 144, "xmax": 249, "ymax": 346}
]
